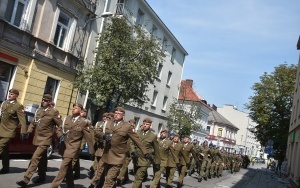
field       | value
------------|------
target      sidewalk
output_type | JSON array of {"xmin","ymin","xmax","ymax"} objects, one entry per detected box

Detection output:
[{"xmin": 244, "ymin": 166, "xmax": 290, "ymax": 188}]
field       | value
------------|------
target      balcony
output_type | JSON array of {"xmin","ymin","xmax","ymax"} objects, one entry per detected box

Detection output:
[
  {"xmin": 205, "ymin": 135, "xmax": 236, "ymax": 145},
  {"xmin": 115, "ymin": 3, "xmax": 133, "ymax": 22}
]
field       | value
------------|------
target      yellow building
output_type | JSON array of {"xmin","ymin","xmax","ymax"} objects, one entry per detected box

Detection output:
[
  {"xmin": 0, "ymin": 0, "xmax": 98, "ymax": 116},
  {"xmin": 287, "ymin": 36, "xmax": 300, "ymax": 188}
]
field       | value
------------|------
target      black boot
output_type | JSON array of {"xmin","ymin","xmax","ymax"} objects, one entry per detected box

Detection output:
[
  {"xmin": 16, "ymin": 181, "xmax": 27, "ymax": 188},
  {"xmin": 198, "ymin": 177, "xmax": 202, "ymax": 182},
  {"xmin": 88, "ymin": 184, "xmax": 95, "ymax": 188}
]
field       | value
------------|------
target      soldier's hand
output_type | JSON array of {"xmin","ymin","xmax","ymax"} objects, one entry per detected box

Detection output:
[
  {"xmin": 59, "ymin": 135, "xmax": 65, "ymax": 143},
  {"xmin": 89, "ymin": 154, "xmax": 95, "ymax": 160},
  {"xmin": 104, "ymin": 133, "xmax": 112, "ymax": 142},
  {"xmin": 154, "ymin": 164, "xmax": 160, "ymax": 171},
  {"xmin": 131, "ymin": 151, "xmax": 139, "ymax": 158},
  {"xmin": 144, "ymin": 153, "xmax": 153, "ymax": 161},
  {"xmin": 20, "ymin": 132, "xmax": 30, "ymax": 141},
  {"xmin": 98, "ymin": 138, "xmax": 103, "ymax": 144},
  {"xmin": 176, "ymin": 163, "xmax": 181, "ymax": 170}
]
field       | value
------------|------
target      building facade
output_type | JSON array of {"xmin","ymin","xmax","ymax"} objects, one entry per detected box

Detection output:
[
  {"xmin": 0, "ymin": 0, "xmax": 99, "ymax": 116},
  {"xmin": 178, "ymin": 79, "xmax": 211, "ymax": 142},
  {"xmin": 207, "ymin": 106, "xmax": 238, "ymax": 153},
  {"xmin": 287, "ymin": 37, "xmax": 300, "ymax": 188},
  {"xmin": 105, "ymin": 0, "xmax": 188, "ymax": 132},
  {"xmin": 217, "ymin": 104, "xmax": 261, "ymax": 157}
]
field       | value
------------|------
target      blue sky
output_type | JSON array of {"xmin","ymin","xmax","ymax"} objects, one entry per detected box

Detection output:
[{"xmin": 146, "ymin": 0, "xmax": 300, "ymax": 111}]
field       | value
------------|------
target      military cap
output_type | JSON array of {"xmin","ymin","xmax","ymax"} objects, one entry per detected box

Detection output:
[
  {"xmin": 108, "ymin": 112, "xmax": 115, "ymax": 117},
  {"xmin": 128, "ymin": 119, "xmax": 136, "ymax": 124},
  {"xmin": 183, "ymin": 135, "xmax": 191, "ymax": 139},
  {"xmin": 160, "ymin": 129, "xmax": 168, "ymax": 133},
  {"xmin": 103, "ymin": 112, "xmax": 109, "ymax": 117},
  {"xmin": 73, "ymin": 103, "xmax": 83, "ymax": 109},
  {"xmin": 114, "ymin": 107, "xmax": 125, "ymax": 113},
  {"xmin": 173, "ymin": 133, "xmax": 180, "ymax": 137},
  {"xmin": 82, "ymin": 108, "xmax": 87, "ymax": 112},
  {"xmin": 9, "ymin": 88, "xmax": 19, "ymax": 95},
  {"xmin": 143, "ymin": 117, "xmax": 152, "ymax": 123},
  {"xmin": 43, "ymin": 94, "xmax": 52, "ymax": 101}
]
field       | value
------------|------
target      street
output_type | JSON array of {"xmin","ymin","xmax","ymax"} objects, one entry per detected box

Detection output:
[{"xmin": 0, "ymin": 153, "xmax": 290, "ymax": 188}]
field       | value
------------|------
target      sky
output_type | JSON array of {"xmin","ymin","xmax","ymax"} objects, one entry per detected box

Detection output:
[{"xmin": 146, "ymin": 0, "xmax": 300, "ymax": 111}]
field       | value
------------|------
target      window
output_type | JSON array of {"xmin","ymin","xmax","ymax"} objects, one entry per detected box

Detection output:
[
  {"xmin": 151, "ymin": 90, "xmax": 158, "ymax": 107},
  {"xmin": 162, "ymin": 96, "xmax": 168, "ymax": 111},
  {"xmin": 4, "ymin": 0, "xmax": 28, "ymax": 27},
  {"xmin": 218, "ymin": 128, "xmax": 223, "ymax": 137},
  {"xmin": 54, "ymin": 12, "xmax": 70, "ymax": 48},
  {"xmin": 151, "ymin": 24, "xmax": 158, "ymax": 38},
  {"xmin": 136, "ymin": 9, "xmax": 144, "ymax": 26},
  {"xmin": 162, "ymin": 37, "xmax": 168, "ymax": 52},
  {"xmin": 0, "ymin": 62, "xmax": 15, "ymax": 102},
  {"xmin": 158, "ymin": 123, "xmax": 163, "ymax": 134},
  {"xmin": 171, "ymin": 47, "xmax": 176, "ymax": 63},
  {"xmin": 44, "ymin": 77, "xmax": 60, "ymax": 101},
  {"xmin": 167, "ymin": 71, "xmax": 172, "ymax": 86},
  {"xmin": 157, "ymin": 63, "xmax": 163, "ymax": 79},
  {"xmin": 134, "ymin": 117, "xmax": 140, "ymax": 130}
]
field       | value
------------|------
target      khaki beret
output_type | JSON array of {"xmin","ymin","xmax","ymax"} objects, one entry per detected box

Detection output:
[
  {"xmin": 128, "ymin": 119, "xmax": 136, "ymax": 124},
  {"xmin": 73, "ymin": 103, "xmax": 83, "ymax": 109},
  {"xmin": 43, "ymin": 94, "xmax": 52, "ymax": 101},
  {"xmin": 103, "ymin": 112, "xmax": 109, "ymax": 117},
  {"xmin": 108, "ymin": 112, "xmax": 115, "ymax": 117},
  {"xmin": 160, "ymin": 129, "xmax": 168, "ymax": 133},
  {"xmin": 9, "ymin": 88, "xmax": 19, "ymax": 95},
  {"xmin": 82, "ymin": 108, "xmax": 87, "ymax": 112},
  {"xmin": 173, "ymin": 133, "xmax": 180, "ymax": 137},
  {"xmin": 143, "ymin": 117, "xmax": 152, "ymax": 123},
  {"xmin": 183, "ymin": 135, "xmax": 191, "ymax": 139},
  {"xmin": 114, "ymin": 107, "xmax": 125, "ymax": 113}
]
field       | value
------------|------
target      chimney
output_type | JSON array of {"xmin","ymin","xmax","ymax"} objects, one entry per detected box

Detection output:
[{"xmin": 185, "ymin": 79, "xmax": 193, "ymax": 88}]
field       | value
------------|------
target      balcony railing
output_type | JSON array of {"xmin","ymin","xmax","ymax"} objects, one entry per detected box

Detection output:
[{"xmin": 115, "ymin": 3, "xmax": 133, "ymax": 22}]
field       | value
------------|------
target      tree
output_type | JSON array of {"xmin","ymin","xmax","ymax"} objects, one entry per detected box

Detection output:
[
  {"xmin": 246, "ymin": 63, "xmax": 297, "ymax": 160},
  {"xmin": 167, "ymin": 99, "xmax": 202, "ymax": 137},
  {"xmin": 74, "ymin": 17, "xmax": 164, "ymax": 111}
]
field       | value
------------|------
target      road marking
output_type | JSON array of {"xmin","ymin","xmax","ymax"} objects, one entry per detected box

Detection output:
[{"xmin": 216, "ymin": 185, "xmax": 229, "ymax": 188}]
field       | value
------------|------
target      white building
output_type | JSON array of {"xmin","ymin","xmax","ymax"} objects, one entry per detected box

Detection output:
[
  {"xmin": 217, "ymin": 104, "xmax": 261, "ymax": 157},
  {"xmin": 178, "ymin": 79, "xmax": 211, "ymax": 142},
  {"xmin": 106, "ymin": 0, "xmax": 188, "ymax": 132}
]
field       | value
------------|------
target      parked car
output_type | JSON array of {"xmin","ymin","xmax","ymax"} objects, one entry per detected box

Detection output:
[
  {"xmin": 8, "ymin": 111, "xmax": 59, "ymax": 158},
  {"xmin": 255, "ymin": 158, "xmax": 266, "ymax": 164}
]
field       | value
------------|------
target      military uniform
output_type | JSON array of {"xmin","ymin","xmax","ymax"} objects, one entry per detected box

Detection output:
[
  {"xmin": 20, "ymin": 104, "xmax": 62, "ymax": 184},
  {"xmin": 199, "ymin": 142, "xmax": 212, "ymax": 180},
  {"xmin": 166, "ymin": 139, "xmax": 183, "ymax": 187},
  {"xmin": 50, "ymin": 114, "xmax": 94, "ymax": 188},
  {"xmin": 0, "ymin": 91, "xmax": 26, "ymax": 173},
  {"xmin": 132, "ymin": 128, "xmax": 160, "ymax": 188},
  {"xmin": 90, "ymin": 120, "xmax": 148, "ymax": 188},
  {"xmin": 150, "ymin": 136, "xmax": 175, "ymax": 188}
]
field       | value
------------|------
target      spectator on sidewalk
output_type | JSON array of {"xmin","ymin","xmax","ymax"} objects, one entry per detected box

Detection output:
[{"xmin": 281, "ymin": 158, "xmax": 288, "ymax": 178}]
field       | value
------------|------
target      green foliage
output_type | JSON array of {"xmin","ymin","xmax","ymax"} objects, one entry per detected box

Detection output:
[
  {"xmin": 246, "ymin": 63, "xmax": 297, "ymax": 160},
  {"xmin": 74, "ymin": 17, "xmax": 163, "ymax": 111},
  {"xmin": 166, "ymin": 99, "xmax": 202, "ymax": 136}
]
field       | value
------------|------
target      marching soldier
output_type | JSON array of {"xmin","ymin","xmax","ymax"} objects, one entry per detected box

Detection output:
[
  {"xmin": 188, "ymin": 139, "xmax": 200, "ymax": 176},
  {"xmin": 72, "ymin": 108, "xmax": 93, "ymax": 179},
  {"xmin": 0, "ymin": 88, "xmax": 26, "ymax": 174},
  {"xmin": 150, "ymin": 129, "xmax": 176, "ymax": 188},
  {"xmin": 50, "ymin": 103, "xmax": 94, "ymax": 188},
  {"xmin": 166, "ymin": 133, "xmax": 183, "ymax": 188},
  {"xmin": 198, "ymin": 140, "xmax": 211, "ymax": 182},
  {"xmin": 132, "ymin": 117, "xmax": 160, "ymax": 188},
  {"xmin": 88, "ymin": 107, "xmax": 151, "ymax": 188},
  {"xmin": 16, "ymin": 94, "xmax": 62, "ymax": 187},
  {"xmin": 116, "ymin": 119, "xmax": 136, "ymax": 185},
  {"xmin": 178, "ymin": 136, "xmax": 199, "ymax": 187}
]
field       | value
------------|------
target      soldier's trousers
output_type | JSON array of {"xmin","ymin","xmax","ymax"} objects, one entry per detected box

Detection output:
[
  {"xmin": 200, "ymin": 159, "xmax": 207, "ymax": 177},
  {"xmin": 72, "ymin": 150, "xmax": 81, "ymax": 177},
  {"xmin": 117, "ymin": 156, "xmax": 131, "ymax": 181},
  {"xmin": 218, "ymin": 163, "xmax": 224, "ymax": 175},
  {"xmin": 150, "ymin": 166, "xmax": 166, "ymax": 188},
  {"xmin": 23, "ymin": 145, "xmax": 48, "ymax": 183},
  {"xmin": 91, "ymin": 160, "xmax": 121, "ymax": 188},
  {"xmin": 132, "ymin": 166, "xmax": 148, "ymax": 188},
  {"xmin": 50, "ymin": 157, "xmax": 74, "ymax": 188},
  {"xmin": 230, "ymin": 162, "xmax": 236, "ymax": 173},
  {"xmin": 188, "ymin": 157, "xmax": 196, "ymax": 173},
  {"xmin": 0, "ymin": 137, "xmax": 10, "ymax": 171},
  {"xmin": 210, "ymin": 161, "xmax": 216, "ymax": 175},
  {"xmin": 166, "ymin": 166, "xmax": 176, "ymax": 186},
  {"xmin": 178, "ymin": 164, "xmax": 187, "ymax": 184},
  {"xmin": 206, "ymin": 159, "xmax": 212, "ymax": 177}
]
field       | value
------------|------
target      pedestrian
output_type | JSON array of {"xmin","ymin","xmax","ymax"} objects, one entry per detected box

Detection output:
[
  {"xmin": 16, "ymin": 94, "xmax": 62, "ymax": 187},
  {"xmin": 0, "ymin": 88, "xmax": 27, "ymax": 174},
  {"xmin": 88, "ymin": 107, "xmax": 151, "ymax": 188},
  {"xmin": 131, "ymin": 117, "xmax": 160, "ymax": 188},
  {"xmin": 50, "ymin": 103, "xmax": 95, "ymax": 188}
]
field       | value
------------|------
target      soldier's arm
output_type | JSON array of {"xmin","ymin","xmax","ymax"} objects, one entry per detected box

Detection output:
[
  {"xmin": 152, "ymin": 135, "xmax": 160, "ymax": 164},
  {"xmin": 53, "ymin": 110, "xmax": 63, "ymax": 127},
  {"xmin": 83, "ymin": 123, "xmax": 95, "ymax": 155},
  {"xmin": 17, "ymin": 104, "xmax": 27, "ymax": 134},
  {"xmin": 128, "ymin": 130, "xmax": 148, "ymax": 156},
  {"xmin": 191, "ymin": 147, "xmax": 200, "ymax": 163}
]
